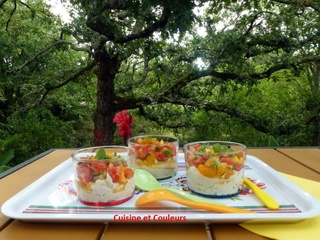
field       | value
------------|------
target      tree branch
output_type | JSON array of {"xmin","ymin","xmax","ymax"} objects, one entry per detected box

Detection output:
[
  {"xmin": 8, "ymin": 40, "xmax": 91, "ymax": 74},
  {"xmin": 87, "ymin": 7, "xmax": 170, "ymax": 43},
  {"xmin": 0, "ymin": 0, "xmax": 9, "ymax": 8},
  {"xmin": 138, "ymin": 105, "xmax": 191, "ymax": 129},
  {"xmin": 116, "ymin": 53, "xmax": 320, "ymax": 114},
  {"xmin": 116, "ymin": 8, "xmax": 170, "ymax": 43},
  {"xmin": 5, "ymin": 0, "xmax": 16, "ymax": 31},
  {"xmin": 272, "ymin": 0, "xmax": 320, "ymax": 12},
  {"xmin": 39, "ymin": 61, "xmax": 96, "ymax": 105}
]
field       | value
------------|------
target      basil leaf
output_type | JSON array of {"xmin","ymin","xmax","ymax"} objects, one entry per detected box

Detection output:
[
  {"xmin": 162, "ymin": 149, "xmax": 172, "ymax": 157},
  {"xmin": 96, "ymin": 148, "xmax": 107, "ymax": 160}
]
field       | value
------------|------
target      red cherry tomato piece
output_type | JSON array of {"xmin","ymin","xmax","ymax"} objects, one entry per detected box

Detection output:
[
  {"xmin": 107, "ymin": 166, "xmax": 122, "ymax": 183},
  {"xmin": 76, "ymin": 164, "xmax": 93, "ymax": 185},
  {"xmin": 124, "ymin": 168, "xmax": 134, "ymax": 179},
  {"xmin": 91, "ymin": 161, "xmax": 108, "ymax": 171}
]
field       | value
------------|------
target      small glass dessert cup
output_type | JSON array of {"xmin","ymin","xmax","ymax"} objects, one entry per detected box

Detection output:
[
  {"xmin": 72, "ymin": 146, "xmax": 136, "ymax": 206},
  {"xmin": 184, "ymin": 141, "xmax": 246, "ymax": 198},
  {"xmin": 128, "ymin": 135, "xmax": 179, "ymax": 180}
]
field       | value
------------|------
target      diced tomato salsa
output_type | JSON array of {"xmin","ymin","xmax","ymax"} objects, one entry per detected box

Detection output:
[
  {"xmin": 76, "ymin": 150, "xmax": 134, "ymax": 186},
  {"xmin": 130, "ymin": 137, "xmax": 177, "ymax": 163},
  {"xmin": 186, "ymin": 143, "xmax": 245, "ymax": 179}
]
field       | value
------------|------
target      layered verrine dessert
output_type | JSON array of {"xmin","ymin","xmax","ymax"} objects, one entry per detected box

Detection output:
[
  {"xmin": 72, "ymin": 146, "xmax": 136, "ymax": 206},
  {"xmin": 128, "ymin": 135, "xmax": 179, "ymax": 180},
  {"xmin": 184, "ymin": 141, "xmax": 246, "ymax": 198}
]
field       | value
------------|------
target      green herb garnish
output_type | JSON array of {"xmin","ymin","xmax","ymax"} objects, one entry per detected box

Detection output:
[{"xmin": 95, "ymin": 148, "xmax": 107, "ymax": 160}]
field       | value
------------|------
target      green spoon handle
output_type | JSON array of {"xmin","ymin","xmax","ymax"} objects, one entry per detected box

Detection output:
[{"xmin": 162, "ymin": 186, "xmax": 225, "ymax": 205}]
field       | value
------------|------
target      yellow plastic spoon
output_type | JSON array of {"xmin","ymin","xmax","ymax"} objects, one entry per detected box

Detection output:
[
  {"xmin": 135, "ymin": 189, "xmax": 253, "ymax": 214},
  {"xmin": 244, "ymin": 178, "xmax": 279, "ymax": 210}
]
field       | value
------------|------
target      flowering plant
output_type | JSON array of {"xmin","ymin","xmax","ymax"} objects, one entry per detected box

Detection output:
[{"xmin": 113, "ymin": 110, "xmax": 136, "ymax": 144}]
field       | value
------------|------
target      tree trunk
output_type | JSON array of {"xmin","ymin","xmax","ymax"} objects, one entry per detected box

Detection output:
[
  {"xmin": 307, "ymin": 64, "xmax": 320, "ymax": 146},
  {"xmin": 92, "ymin": 46, "xmax": 121, "ymax": 146},
  {"xmin": 312, "ymin": 117, "xmax": 319, "ymax": 145}
]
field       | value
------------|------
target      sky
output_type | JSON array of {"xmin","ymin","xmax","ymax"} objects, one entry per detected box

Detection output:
[{"xmin": 46, "ymin": 0, "xmax": 71, "ymax": 23}]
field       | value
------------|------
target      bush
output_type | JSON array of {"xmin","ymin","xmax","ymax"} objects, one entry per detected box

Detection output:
[{"xmin": 2, "ymin": 107, "xmax": 79, "ymax": 166}]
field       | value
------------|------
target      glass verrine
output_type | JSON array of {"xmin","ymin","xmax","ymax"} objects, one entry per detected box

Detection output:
[
  {"xmin": 184, "ymin": 141, "xmax": 246, "ymax": 198},
  {"xmin": 72, "ymin": 146, "xmax": 136, "ymax": 206},
  {"xmin": 128, "ymin": 135, "xmax": 179, "ymax": 180}
]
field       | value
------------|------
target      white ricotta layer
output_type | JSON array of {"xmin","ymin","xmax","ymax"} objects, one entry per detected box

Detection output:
[
  {"xmin": 136, "ymin": 158, "xmax": 177, "ymax": 179},
  {"xmin": 186, "ymin": 166, "xmax": 244, "ymax": 196},
  {"xmin": 77, "ymin": 173, "xmax": 135, "ymax": 203}
]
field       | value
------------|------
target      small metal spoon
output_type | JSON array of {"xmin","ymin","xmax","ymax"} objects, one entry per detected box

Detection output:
[
  {"xmin": 135, "ymin": 189, "xmax": 253, "ymax": 213},
  {"xmin": 134, "ymin": 169, "xmax": 224, "ymax": 205}
]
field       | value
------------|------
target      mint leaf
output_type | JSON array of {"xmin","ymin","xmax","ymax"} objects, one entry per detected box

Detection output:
[
  {"xmin": 95, "ymin": 148, "xmax": 107, "ymax": 159},
  {"xmin": 162, "ymin": 149, "xmax": 172, "ymax": 157}
]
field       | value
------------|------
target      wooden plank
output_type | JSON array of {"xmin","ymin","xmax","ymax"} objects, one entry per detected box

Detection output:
[
  {"xmin": 276, "ymin": 148, "xmax": 320, "ymax": 174},
  {"xmin": 247, "ymin": 149, "xmax": 320, "ymax": 182},
  {"xmin": 211, "ymin": 224, "xmax": 272, "ymax": 240},
  {"xmin": 0, "ymin": 149, "xmax": 74, "ymax": 229},
  {"xmin": 104, "ymin": 223, "xmax": 208, "ymax": 240},
  {"xmin": 0, "ymin": 221, "xmax": 104, "ymax": 240}
]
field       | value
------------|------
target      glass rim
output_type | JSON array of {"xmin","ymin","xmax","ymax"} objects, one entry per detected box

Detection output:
[
  {"xmin": 183, "ymin": 141, "xmax": 246, "ymax": 154},
  {"xmin": 127, "ymin": 135, "xmax": 179, "ymax": 144},
  {"xmin": 71, "ymin": 145, "xmax": 136, "ymax": 161}
]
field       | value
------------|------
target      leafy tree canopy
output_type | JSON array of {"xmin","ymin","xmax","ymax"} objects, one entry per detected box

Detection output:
[{"xmin": 1, "ymin": 0, "xmax": 320, "ymax": 167}]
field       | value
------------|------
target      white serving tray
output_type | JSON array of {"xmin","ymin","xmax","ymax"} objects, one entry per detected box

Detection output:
[{"xmin": 2, "ymin": 154, "xmax": 320, "ymax": 223}]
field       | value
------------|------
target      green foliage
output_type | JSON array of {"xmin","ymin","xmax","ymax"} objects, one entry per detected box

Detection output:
[
  {"xmin": 1, "ymin": 0, "xmax": 320, "ymax": 172},
  {"xmin": 2, "ymin": 107, "xmax": 78, "ymax": 165},
  {"xmin": 0, "ymin": 0, "xmax": 95, "ymax": 169},
  {"xmin": 0, "ymin": 147, "xmax": 14, "ymax": 173},
  {"xmin": 268, "ymin": 136, "xmax": 279, "ymax": 147}
]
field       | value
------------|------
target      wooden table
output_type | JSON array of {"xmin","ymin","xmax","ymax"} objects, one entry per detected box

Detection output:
[{"xmin": 0, "ymin": 147, "xmax": 319, "ymax": 240}]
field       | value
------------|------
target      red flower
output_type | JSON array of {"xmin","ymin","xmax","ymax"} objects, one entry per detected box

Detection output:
[{"xmin": 113, "ymin": 110, "xmax": 136, "ymax": 141}]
